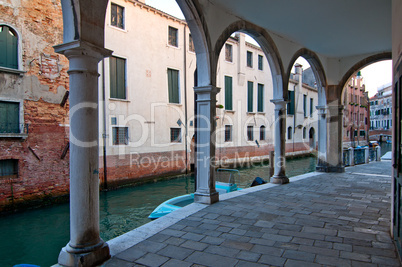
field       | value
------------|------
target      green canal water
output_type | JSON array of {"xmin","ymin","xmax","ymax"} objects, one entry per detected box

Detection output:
[{"xmin": 0, "ymin": 148, "xmax": 390, "ymax": 267}]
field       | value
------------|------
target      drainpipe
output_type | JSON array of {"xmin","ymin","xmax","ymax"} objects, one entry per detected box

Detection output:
[
  {"xmin": 184, "ymin": 26, "xmax": 188, "ymax": 174},
  {"xmin": 102, "ymin": 59, "xmax": 108, "ymax": 190}
]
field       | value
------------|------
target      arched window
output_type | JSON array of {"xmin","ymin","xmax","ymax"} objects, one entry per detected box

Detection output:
[
  {"xmin": 287, "ymin": 126, "xmax": 292, "ymax": 140},
  {"xmin": 260, "ymin": 125, "xmax": 265, "ymax": 140},
  {"xmin": 0, "ymin": 25, "xmax": 18, "ymax": 69}
]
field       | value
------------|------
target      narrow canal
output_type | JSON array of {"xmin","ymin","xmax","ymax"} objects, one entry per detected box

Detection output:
[{"xmin": 0, "ymin": 146, "xmax": 390, "ymax": 266}]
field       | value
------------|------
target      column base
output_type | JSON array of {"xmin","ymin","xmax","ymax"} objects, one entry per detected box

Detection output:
[
  {"xmin": 271, "ymin": 175, "xmax": 289, "ymax": 184},
  {"xmin": 58, "ymin": 241, "xmax": 110, "ymax": 267},
  {"xmin": 316, "ymin": 165, "xmax": 345, "ymax": 173},
  {"xmin": 194, "ymin": 191, "xmax": 219, "ymax": 205}
]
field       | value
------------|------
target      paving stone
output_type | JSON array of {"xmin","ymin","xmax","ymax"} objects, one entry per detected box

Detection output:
[
  {"xmin": 291, "ymin": 237, "xmax": 314, "ymax": 246},
  {"xmin": 165, "ymin": 237, "xmax": 186, "ymax": 246},
  {"xmin": 284, "ymin": 259, "xmax": 321, "ymax": 267},
  {"xmin": 181, "ymin": 232, "xmax": 205, "ymax": 242},
  {"xmin": 131, "ymin": 240, "xmax": 167, "ymax": 253},
  {"xmin": 135, "ymin": 253, "xmax": 170, "ymax": 267},
  {"xmin": 236, "ymin": 250, "xmax": 261, "ymax": 262},
  {"xmin": 315, "ymin": 254, "xmax": 352, "ymax": 266},
  {"xmin": 283, "ymin": 249, "xmax": 316, "ymax": 262},
  {"xmin": 249, "ymin": 237, "xmax": 275, "ymax": 247},
  {"xmin": 339, "ymin": 251, "xmax": 371, "ymax": 262},
  {"xmin": 251, "ymin": 244, "xmax": 284, "ymax": 256},
  {"xmin": 221, "ymin": 239, "xmax": 254, "ymax": 251},
  {"xmin": 205, "ymin": 244, "xmax": 240, "ymax": 258},
  {"xmin": 258, "ymin": 254, "xmax": 286, "ymax": 266},
  {"xmin": 185, "ymin": 251, "xmax": 238, "ymax": 266},
  {"xmin": 235, "ymin": 260, "xmax": 267, "ymax": 267},
  {"xmin": 371, "ymin": 255, "xmax": 402, "ymax": 266},
  {"xmin": 180, "ymin": 240, "xmax": 208, "ymax": 251},
  {"xmin": 200, "ymin": 236, "xmax": 225, "ymax": 245},
  {"xmin": 157, "ymin": 245, "xmax": 193, "ymax": 260},
  {"xmin": 103, "ymin": 258, "xmax": 135, "ymax": 267},
  {"xmin": 114, "ymin": 246, "xmax": 147, "ymax": 262},
  {"xmin": 159, "ymin": 228, "xmax": 186, "ymax": 238},
  {"xmin": 161, "ymin": 258, "xmax": 192, "ymax": 267}
]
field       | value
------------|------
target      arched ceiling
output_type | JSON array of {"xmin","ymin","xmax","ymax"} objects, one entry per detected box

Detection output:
[{"xmin": 200, "ymin": 0, "xmax": 391, "ymax": 58}]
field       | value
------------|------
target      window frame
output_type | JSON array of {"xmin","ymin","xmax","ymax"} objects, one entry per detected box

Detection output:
[
  {"xmin": 0, "ymin": 159, "xmax": 18, "ymax": 179},
  {"xmin": 246, "ymin": 51, "xmax": 253, "ymax": 68},
  {"xmin": 224, "ymin": 125, "xmax": 232, "ymax": 142},
  {"xmin": 0, "ymin": 24, "xmax": 23, "ymax": 72},
  {"xmin": 189, "ymin": 34, "xmax": 195, "ymax": 53},
  {"xmin": 257, "ymin": 83, "xmax": 264, "ymax": 112},
  {"xmin": 258, "ymin": 54, "xmax": 263, "ymax": 70},
  {"xmin": 225, "ymin": 43, "xmax": 233, "ymax": 62},
  {"xmin": 225, "ymin": 75, "xmax": 233, "ymax": 111},
  {"xmin": 0, "ymin": 99, "xmax": 24, "ymax": 136},
  {"xmin": 168, "ymin": 26, "xmax": 179, "ymax": 48},
  {"xmin": 247, "ymin": 125, "xmax": 253, "ymax": 141},
  {"xmin": 287, "ymin": 127, "xmax": 292, "ymax": 140},
  {"xmin": 260, "ymin": 125, "xmax": 266, "ymax": 141},
  {"xmin": 110, "ymin": 3, "xmax": 125, "ymax": 30},
  {"xmin": 247, "ymin": 81, "xmax": 254, "ymax": 113}
]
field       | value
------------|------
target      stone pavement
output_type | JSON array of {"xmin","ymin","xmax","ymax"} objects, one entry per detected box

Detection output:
[{"xmin": 104, "ymin": 160, "xmax": 401, "ymax": 266}]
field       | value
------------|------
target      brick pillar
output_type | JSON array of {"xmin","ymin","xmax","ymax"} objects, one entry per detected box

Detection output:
[{"xmin": 55, "ymin": 40, "xmax": 112, "ymax": 267}]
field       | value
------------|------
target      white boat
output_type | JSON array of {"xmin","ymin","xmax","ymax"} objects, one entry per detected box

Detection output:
[{"xmin": 148, "ymin": 169, "xmax": 241, "ymax": 219}]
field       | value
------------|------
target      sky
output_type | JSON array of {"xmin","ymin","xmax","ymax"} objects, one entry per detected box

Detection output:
[{"xmin": 145, "ymin": 0, "xmax": 392, "ymax": 98}]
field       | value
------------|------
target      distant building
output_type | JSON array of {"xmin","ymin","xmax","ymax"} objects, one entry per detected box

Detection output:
[
  {"xmin": 342, "ymin": 72, "xmax": 370, "ymax": 147},
  {"xmin": 369, "ymin": 83, "xmax": 392, "ymax": 142}
]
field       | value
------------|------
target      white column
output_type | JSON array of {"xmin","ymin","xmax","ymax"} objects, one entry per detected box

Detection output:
[
  {"xmin": 194, "ymin": 85, "xmax": 220, "ymax": 204},
  {"xmin": 55, "ymin": 41, "xmax": 112, "ymax": 267},
  {"xmin": 376, "ymin": 145, "xmax": 382, "ymax": 161},
  {"xmin": 326, "ymin": 104, "xmax": 345, "ymax": 172},
  {"xmin": 316, "ymin": 105, "xmax": 328, "ymax": 171},
  {"xmin": 349, "ymin": 147, "xmax": 354, "ymax": 166},
  {"xmin": 365, "ymin": 146, "xmax": 369, "ymax": 163},
  {"xmin": 270, "ymin": 99, "xmax": 289, "ymax": 184}
]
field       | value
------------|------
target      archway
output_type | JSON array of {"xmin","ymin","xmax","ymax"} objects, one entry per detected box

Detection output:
[{"xmin": 309, "ymin": 127, "xmax": 316, "ymax": 149}]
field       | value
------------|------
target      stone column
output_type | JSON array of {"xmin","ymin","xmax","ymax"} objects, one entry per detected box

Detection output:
[
  {"xmin": 316, "ymin": 105, "xmax": 328, "ymax": 171},
  {"xmin": 270, "ymin": 99, "xmax": 289, "ymax": 184},
  {"xmin": 326, "ymin": 104, "xmax": 345, "ymax": 172},
  {"xmin": 194, "ymin": 85, "xmax": 220, "ymax": 204},
  {"xmin": 349, "ymin": 147, "xmax": 354, "ymax": 166},
  {"xmin": 54, "ymin": 41, "xmax": 112, "ymax": 267}
]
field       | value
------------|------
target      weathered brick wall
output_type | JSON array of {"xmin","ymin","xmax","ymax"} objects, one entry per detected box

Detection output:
[{"xmin": 0, "ymin": 0, "xmax": 71, "ymax": 211}]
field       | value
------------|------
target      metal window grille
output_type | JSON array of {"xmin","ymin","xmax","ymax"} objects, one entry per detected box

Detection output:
[
  {"xmin": 170, "ymin": 128, "xmax": 181, "ymax": 143},
  {"xmin": 168, "ymin": 26, "xmax": 178, "ymax": 47},
  {"xmin": 112, "ymin": 127, "xmax": 128, "ymax": 145},
  {"xmin": 0, "ymin": 159, "xmax": 18, "ymax": 179}
]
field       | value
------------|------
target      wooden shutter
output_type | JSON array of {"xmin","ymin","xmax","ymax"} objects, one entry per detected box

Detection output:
[
  {"xmin": 168, "ymin": 69, "xmax": 179, "ymax": 103},
  {"xmin": 0, "ymin": 101, "xmax": 19, "ymax": 133},
  {"xmin": 247, "ymin": 81, "xmax": 253, "ymax": 112},
  {"xmin": 110, "ymin": 57, "xmax": 126, "ymax": 99},
  {"xmin": 225, "ymin": 76, "xmax": 233, "ymax": 110},
  {"xmin": 258, "ymin": 84, "xmax": 264, "ymax": 112},
  {"xmin": 0, "ymin": 26, "xmax": 18, "ymax": 69},
  {"xmin": 287, "ymin": 90, "xmax": 295, "ymax": 115},
  {"xmin": 110, "ymin": 57, "xmax": 117, "ymax": 98}
]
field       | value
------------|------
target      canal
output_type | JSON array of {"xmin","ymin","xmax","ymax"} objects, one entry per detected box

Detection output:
[{"xmin": 0, "ymin": 148, "xmax": 389, "ymax": 267}]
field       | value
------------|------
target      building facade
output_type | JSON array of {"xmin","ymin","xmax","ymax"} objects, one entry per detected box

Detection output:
[
  {"xmin": 369, "ymin": 83, "xmax": 392, "ymax": 131},
  {"xmin": 342, "ymin": 72, "xmax": 370, "ymax": 147}
]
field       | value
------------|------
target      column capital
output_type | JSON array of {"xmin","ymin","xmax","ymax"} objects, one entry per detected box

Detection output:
[
  {"xmin": 54, "ymin": 40, "xmax": 113, "ymax": 60},
  {"xmin": 270, "ymin": 98, "xmax": 288, "ymax": 105}
]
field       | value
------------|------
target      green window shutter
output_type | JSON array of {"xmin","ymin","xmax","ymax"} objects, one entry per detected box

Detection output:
[
  {"xmin": 247, "ymin": 81, "xmax": 253, "ymax": 112},
  {"xmin": 258, "ymin": 84, "xmax": 264, "ymax": 112},
  {"xmin": 168, "ymin": 68, "xmax": 179, "ymax": 103},
  {"xmin": 287, "ymin": 90, "xmax": 295, "ymax": 115},
  {"xmin": 0, "ymin": 101, "xmax": 19, "ymax": 133},
  {"xmin": 0, "ymin": 26, "xmax": 18, "ymax": 69},
  {"xmin": 110, "ymin": 57, "xmax": 126, "ymax": 99},
  {"xmin": 225, "ymin": 76, "xmax": 233, "ymax": 110},
  {"xmin": 303, "ymin": 94, "xmax": 307, "ymax": 117},
  {"xmin": 310, "ymin": 98, "xmax": 313, "ymax": 117}
]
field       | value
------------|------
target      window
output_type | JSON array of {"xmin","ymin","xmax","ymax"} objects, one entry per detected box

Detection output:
[
  {"xmin": 170, "ymin": 128, "xmax": 181, "ymax": 143},
  {"xmin": 0, "ymin": 101, "xmax": 19, "ymax": 133},
  {"xmin": 168, "ymin": 68, "xmax": 180, "ymax": 103},
  {"xmin": 310, "ymin": 98, "xmax": 313, "ymax": 117},
  {"xmin": 225, "ymin": 125, "xmax": 232, "ymax": 142},
  {"xmin": 225, "ymin": 43, "xmax": 233, "ymax": 62},
  {"xmin": 287, "ymin": 90, "xmax": 295, "ymax": 115},
  {"xmin": 247, "ymin": 125, "xmax": 253, "ymax": 141},
  {"xmin": 246, "ymin": 51, "xmax": 253, "ymax": 68},
  {"xmin": 110, "ymin": 56, "xmax": 126, "ymax": 99},
  {"xmin": 168, "ymin": 26, "xmax": 178, "ymax": 47},
  {"xmin": 111, "ymin": 3, "xmax": 124, "ymax": 29},
  {"xmin": 112, "ymin": 127, "xmax": 128, "ymax": 145},
  {"xmin": 287, "ymin": 127, "xmax": 292, "ymax": 140},
  {"xmin": 303, "ymin": 94, "xmax": 307, "ymax": 117},
  {"xmin": 0, "ymin": 25, "xmax": 18, "ymax": 69},
  {"xmin": 189, "ymin": 34, "xmax": 195, "ymax": 52},
  {"xmin": 360, "ymin": 130, "xmax": 365, "ymax": 137},
  {"xmin": 260, "ymin": 125, "xmax": 265, "ymax": 141},
  {"xmin": 258, "ymin": 55, "xmax": 263, "ymax": 70},
  {"xmin": 303, "ymin": 127, "xmax": 306, "ymax": 139},
  {"xmin": 247, "ymin": 81, "xmax": 253, "ymax": 112},
  {"xmin": 225, "ymin": 76, "xmax": 233, "ymax": 110},
  {"xmin": 0, "ymin": 159, "xmax": 18, "ymax": 179},
  {"xmin": 258, "ymin": 84, "xmax": 264, "ymax": 112}
]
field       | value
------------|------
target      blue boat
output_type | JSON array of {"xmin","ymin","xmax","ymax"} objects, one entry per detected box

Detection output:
[{"xmin": 148, "ymin": 169, "xmax": 241, "ymax": 219}]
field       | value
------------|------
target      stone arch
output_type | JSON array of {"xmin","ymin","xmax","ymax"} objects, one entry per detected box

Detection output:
[
  {"xmin": 176, "ymin": 0, "xmax": 213, "ymax": 87},
  {"xmin": 338, "ymin": 52, "xmax": 392, "ymax": 98},
  {"xmin": 213, "ymin": 20, "xmax": 285, "ymax": 100},
  {"xmin": 287, "ymin": 48, "xmax": 327, "ymax": 106}
]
